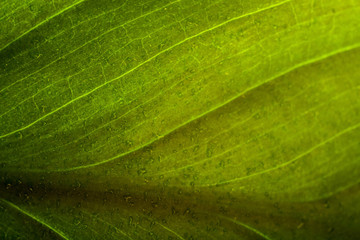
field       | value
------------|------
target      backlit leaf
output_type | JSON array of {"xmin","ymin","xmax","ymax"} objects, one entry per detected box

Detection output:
[{"xmin": 1, "ymin": 0, "xmax": 360, "ymax": 239}]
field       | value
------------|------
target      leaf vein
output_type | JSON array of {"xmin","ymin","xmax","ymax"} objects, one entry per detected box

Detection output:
[
  {"xmin": 0, "ymin": 0, "xmax": 87, "ymax": 53},
  {"xmin": 211, "ymin": 120, "xmax": 360, "ymax": 187},
  {"xmin": 0, "ymin": 0, "xmax": 291, "ymax": 139},
  {"xmin": 47, "ymin": 43, "xmax": 360, "ymax": 172},
  {"xmin": 0, "ymin": 198, "xmax": 69, "ymax": 240}
]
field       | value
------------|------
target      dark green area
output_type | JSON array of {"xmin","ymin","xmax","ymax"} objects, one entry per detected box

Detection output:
[{"xmin": 1, "ymin": 0, "xmax": 360, "ymax": 239}]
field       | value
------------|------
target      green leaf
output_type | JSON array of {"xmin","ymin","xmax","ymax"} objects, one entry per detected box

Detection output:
[{"xmin": 1, "ymin": 0, "xmax": 360, "ymax": 239}]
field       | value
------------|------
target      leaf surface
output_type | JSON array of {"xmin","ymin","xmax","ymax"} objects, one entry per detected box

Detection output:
[{"xmin": 1, "ymin": 0, "xmax": 360, "ymax": 239}]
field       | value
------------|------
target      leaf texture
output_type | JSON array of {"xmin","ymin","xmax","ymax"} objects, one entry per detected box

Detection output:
[{"xmin": 1, "ymin": 0, "xmax": 360, "ymax": 239}]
